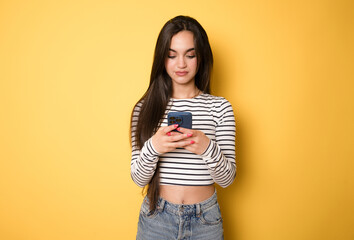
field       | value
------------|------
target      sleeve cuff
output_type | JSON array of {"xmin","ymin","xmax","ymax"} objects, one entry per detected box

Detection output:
[
  {"xmin": 146, "ymin": 137, "xmax": 161, "ymax": 156},
  {"xmin": 200, "ymin": 139, "xmax": 216, "ymax": 158}
]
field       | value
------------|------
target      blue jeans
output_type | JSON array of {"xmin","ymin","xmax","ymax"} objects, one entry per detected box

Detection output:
[{"xmin": 136, "ymin": 191, "xmax": 224, "ymax": 240}]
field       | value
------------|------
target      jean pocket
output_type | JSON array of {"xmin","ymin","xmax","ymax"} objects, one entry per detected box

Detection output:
[
  {"xmin": 140, "ymin": 198, "xmax": 159, "ymax": 219},
  {"xmin": 199, "ymin": 203, "xmax": 223, "ymax": 225}
]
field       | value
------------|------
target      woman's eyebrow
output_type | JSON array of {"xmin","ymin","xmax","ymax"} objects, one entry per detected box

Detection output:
[{"xmin": 169, "ymin": 48, "xmax": 195, "ymax": 53}]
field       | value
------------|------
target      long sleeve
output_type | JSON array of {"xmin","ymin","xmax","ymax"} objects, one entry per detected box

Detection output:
[
  {"xmin": 200, "ymin": 99, "xmax": 236, "ymax": 187},
  {"xmin": 130, "ymin": 103, "xmax": 160, "ymax": 188},
  {"xmin": 130, "ymin": 94, "xmax": 236, "ymax": 188}
]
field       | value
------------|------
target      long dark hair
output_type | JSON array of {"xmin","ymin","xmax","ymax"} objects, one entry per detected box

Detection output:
[{"xmin": 130, "ymin": 15, "xmax": 214, "ymax": 211}]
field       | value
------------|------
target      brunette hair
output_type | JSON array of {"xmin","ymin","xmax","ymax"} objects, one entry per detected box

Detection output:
[{"xmin": 130, "ymin": 15, "xmax": 213, "ymax": 211}]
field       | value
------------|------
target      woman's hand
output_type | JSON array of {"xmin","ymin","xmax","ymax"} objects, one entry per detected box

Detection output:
[
  {"xmin": 177, "ymin": 127, "xmax": 210, "ymax": 155},
  {"xmin": 151, "ymin": 124, "xmax": 194, "ymax": 154}
]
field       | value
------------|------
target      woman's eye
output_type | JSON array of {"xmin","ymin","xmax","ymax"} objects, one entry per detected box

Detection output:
[
  {"xmin": 187, "ymin": 55, "xmax": 196, "ymax": 59},
  {"xmin": 167, "ymin": 56, "xmax": 176, "ymax": 59}
]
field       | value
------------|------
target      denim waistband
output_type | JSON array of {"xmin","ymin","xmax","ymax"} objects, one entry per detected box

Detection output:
[{"xmin": 152, "ymin": 190, "xmax": 218, "ymax": 217}]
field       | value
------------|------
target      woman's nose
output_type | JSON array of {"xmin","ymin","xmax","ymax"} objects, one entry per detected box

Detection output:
[{"xmin": 177, "ymin": 57, "xmax": 187, "ymax": 68}]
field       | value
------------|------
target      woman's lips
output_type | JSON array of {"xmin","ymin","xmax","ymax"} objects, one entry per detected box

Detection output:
[{"xmin": 175, "ymin": 71, "xmax": 188, "ymax": 76}]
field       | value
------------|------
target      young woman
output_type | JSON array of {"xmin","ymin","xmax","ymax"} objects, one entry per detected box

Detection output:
[{"xmin": 130, "ymin": 15, "xmax": 236, "ymax": 240}]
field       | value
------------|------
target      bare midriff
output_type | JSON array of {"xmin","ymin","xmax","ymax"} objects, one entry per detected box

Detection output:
[{"xmin": 159, "ymin": 184, "xmax": 215, "ymax": 204}]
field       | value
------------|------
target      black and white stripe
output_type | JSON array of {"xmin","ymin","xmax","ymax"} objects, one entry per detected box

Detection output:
[{"xmin": 130, "ymin": 93, "xmax": 236, "ymax": 187}]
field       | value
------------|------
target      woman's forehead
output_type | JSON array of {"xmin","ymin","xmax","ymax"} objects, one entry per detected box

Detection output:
[{"xmin": 169, "ymin": 31, "xmax": 195, "ymax": 51}]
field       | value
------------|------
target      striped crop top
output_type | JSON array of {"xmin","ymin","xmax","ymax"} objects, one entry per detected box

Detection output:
[{"xmin": 130, "ymin": 93, "xmax": 236, "ymax": 187}]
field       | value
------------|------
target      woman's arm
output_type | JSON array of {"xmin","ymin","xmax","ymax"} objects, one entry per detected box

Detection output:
[
  {"xmin": 130, "ymin": 104, "xmax": 194, "ymax": 187},
  {"xmin": 202, "ymin": 99, "xmax": 236, "ymax": 187},
  {"xmin": 130, "ymin": 103, "xmax": 160, "ymax": 187},
  {"xmin": 181, "ymin": 99, "xmax": 236, "ymax": 188},
  {"xmin": 130, "ymin": 137, "xmax": 160, "ymax": 188}
]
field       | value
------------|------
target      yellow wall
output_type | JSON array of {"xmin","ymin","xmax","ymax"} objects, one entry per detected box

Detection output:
[{"xmin": 1, "ymin": 0, "xmax": 353, "ymax": 239}]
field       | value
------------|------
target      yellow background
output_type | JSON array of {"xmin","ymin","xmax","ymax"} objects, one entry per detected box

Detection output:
[{"xmin": 1, "ymin": 0, "xmax": 353, "ymax": 239}]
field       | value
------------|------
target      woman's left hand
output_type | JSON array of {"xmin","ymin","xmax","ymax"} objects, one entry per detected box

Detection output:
[{"xmin": 176, "ymin": 127, "xmax": 210, "ymax": 155}]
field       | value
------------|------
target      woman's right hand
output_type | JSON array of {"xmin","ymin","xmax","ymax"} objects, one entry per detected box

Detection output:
[{"xmin": 151, "ymin": 124, "xmax": 194, "ymax": 154}]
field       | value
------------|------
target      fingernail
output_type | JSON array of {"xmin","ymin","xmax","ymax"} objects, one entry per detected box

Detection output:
[
  {"xmin": 174, "ymin": 124, "xmax": 179, "ymax": 128},
  {"xmin": 167, "ymin": 132, "xmax": 171, "ymax": 136},
  {"xmin": 177, "ymin": 127, "xmax": 181, "ymax": 131},
  {"xmin": 190, "ymin": 140, "xmax": 195, "ymax": 144},
  {"xmin": 187, "ymin": 133, "xmax": 192, "ymax": 137}
]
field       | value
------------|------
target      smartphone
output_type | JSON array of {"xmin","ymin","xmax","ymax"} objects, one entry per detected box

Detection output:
[{"xmin": 167, "ymin": 112, "xmax": 192, "ymax": 131}]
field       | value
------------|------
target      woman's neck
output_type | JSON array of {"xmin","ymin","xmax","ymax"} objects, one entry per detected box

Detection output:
[{"xmin": 172, "ymin": 83, "xmax": 200, "ymax": 99}]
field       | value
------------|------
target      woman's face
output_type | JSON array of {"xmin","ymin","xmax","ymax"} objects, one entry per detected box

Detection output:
[{"xmin": 165, "ymin": 30, "xmax": 198, "ymax": 88}]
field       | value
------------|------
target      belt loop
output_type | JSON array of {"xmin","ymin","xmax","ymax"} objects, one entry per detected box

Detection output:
[
  {"xmin": 196, "ymin": 203, "xmax": 201, "ymax": 217},
  {"xmin": 158, "ymin": 198, "xmax": 166, "ymax": 212}
]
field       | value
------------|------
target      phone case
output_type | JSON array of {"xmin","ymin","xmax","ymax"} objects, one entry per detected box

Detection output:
[{"xmin": 167, "ymin": 112, "xmax": 192, "ymax": 130}]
